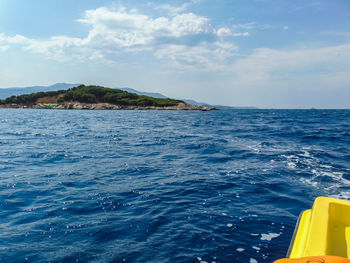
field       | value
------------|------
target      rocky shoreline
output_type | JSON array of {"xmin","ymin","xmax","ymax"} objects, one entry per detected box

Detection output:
[{"xmin": 0, "ymin": 102, "xmax": 217, "ymax": 111}]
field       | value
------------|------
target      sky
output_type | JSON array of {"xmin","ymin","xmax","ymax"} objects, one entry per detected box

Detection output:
[{"xmin": 0, "ymin": 0, "xmax": 349, "ymax": 108}]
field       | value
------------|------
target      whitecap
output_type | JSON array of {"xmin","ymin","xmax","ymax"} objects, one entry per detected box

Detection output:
[
  {"xmin": 252, "ymin": 246, "xmax": 260, "ymax": 251},
  {"xmin": 287, "ymin": 162, "xmax": 296, "ymax": 169},
  {"xmin": 300, "ymin": 178, "xmax": 318, "ymax": 187},
  {"xmin": 260, "ymin": 233, "xmax": 280, "ymax": 241}
]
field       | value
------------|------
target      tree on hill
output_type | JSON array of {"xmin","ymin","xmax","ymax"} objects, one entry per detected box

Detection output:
[{"xmin": 0, "ymin": 85, "xmax": 183, "ymax": 107}]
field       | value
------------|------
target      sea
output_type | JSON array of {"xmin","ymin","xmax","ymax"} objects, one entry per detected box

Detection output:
[{"xmin": 0, "ymin": 108, "xmax": 349, "ymax": 263}]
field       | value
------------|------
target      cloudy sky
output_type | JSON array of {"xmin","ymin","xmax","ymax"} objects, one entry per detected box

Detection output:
[{"xmin": 0, "ymin": 0, "xmax": 349, "ymax": 108}]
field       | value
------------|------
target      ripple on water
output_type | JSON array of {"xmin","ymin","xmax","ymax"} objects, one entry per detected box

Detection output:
[{"xmin": 0, "ymin": 109, "xmax": 349, "ymax": 262}]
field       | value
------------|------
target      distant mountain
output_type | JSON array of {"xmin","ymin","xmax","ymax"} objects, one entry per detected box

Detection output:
[
  {"xmin": 0, "ymin": 83, "xmax": 79, "ymax": 99},
  {"xmin": 183, "ymin": 99, "xmax": 214, "ymax": 107},
  {"xmin": 120, "ymin": 88, "xmax": 167, "ymax": 99},
  {"xmin": 120, "ymin": 88, "xmax": 216, "ymax": 107}
]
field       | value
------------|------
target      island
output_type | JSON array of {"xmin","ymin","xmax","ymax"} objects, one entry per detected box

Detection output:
[{"xmin": 0, "ymin": 85, "xmax": 216, "ymax": 111}]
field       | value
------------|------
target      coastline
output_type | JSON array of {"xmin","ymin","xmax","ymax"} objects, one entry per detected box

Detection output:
[{"xmin": 0, "ymin": 101, "xmax": 217, "ymax": 111}]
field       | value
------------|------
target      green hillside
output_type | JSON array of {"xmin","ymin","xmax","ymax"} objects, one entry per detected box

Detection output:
[{"xmin": 0, "ymin": 85, "xmax": 183, "ymax": 107}]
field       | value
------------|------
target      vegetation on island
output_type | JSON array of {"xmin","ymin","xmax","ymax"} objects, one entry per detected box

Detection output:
[
  {"xmin": 0, "ymin": 90, "xmax": 66, "ymax": 105},
  {"xmin": 0, "ymin": 85, "xmax": 183, "ymax": 107}
]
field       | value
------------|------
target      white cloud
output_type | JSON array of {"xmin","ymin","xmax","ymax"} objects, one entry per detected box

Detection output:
[
  {"xmin": 216, "ymin": 27, "xmax": 232, "ymax": 38},
  {"xmin": 151, "ymin": 0, "xmax": 203, "ymax": 15},
  {"xmin": 230, "ymin": 22, "xmax": 272, "ymax": 31},
  {"xmin": 216, "ymin": 27, "xmax": 249, "ymax": 38},
  {"xmin": 0, "ymin": 33, "xmax": 76, "ymax": 60},
  {"xmin": 0, "ymin": 45, "xmax": 10, "ymax": 51},
  {"xmin": 1, "ymin": 5, "xmax": 349, "ymax": 82},
  {"xmin": 226, "ymin": 44, "xmax": 350, "ymax": 107},
  {"xmin": 78, "ymin": 7, "xmax": 209, "ymax": 47},
  {"xmin": 151, "ymin": 3, "xmax": 191, "ymax": 15},
  {"xmin": 0, "ymin": 6, "xmax": 239, "ymax": 68},
  {"xmin": 232, "ymin": 32, "xmax": 249, "ymax": 37},
  {"xmin": 283, "ymin": 26, "xmax": 289, "ymax": 30},
  {"xmin": 19, "ymin": 36, "xmax": 88, "ymax": 62},
  {"xmin": 231, "ymin": 44, "xmax": 350, "ymax": 77},
  {"xmin": 155, "ymin": 42, "xmax": 238, "ymax": 71},
  {"xmin": 231, "ymin": 22, "xmax": 256, "ymax": 30},
  {"xmin": 0, "ymin": 33, "xmax": 30, "ymax": 44}
]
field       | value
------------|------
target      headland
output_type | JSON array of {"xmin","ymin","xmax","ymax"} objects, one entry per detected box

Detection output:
[{"xmin": 0, "ymin": 85, "xmax": 216, "ymax": 111}]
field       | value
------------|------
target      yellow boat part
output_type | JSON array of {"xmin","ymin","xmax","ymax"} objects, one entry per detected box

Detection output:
[
  {"xmin": 274, "ymin": 256, "xmax": 350, "ymax": 263},
  {"xmin": 274, "ymin": 197, "xmax": 350, "ymax": 263}
]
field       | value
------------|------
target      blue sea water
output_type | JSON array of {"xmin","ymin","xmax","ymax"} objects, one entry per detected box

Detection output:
[{"xmin": 0, "ymin": 108, "xmax": 349, "ymax": 263}]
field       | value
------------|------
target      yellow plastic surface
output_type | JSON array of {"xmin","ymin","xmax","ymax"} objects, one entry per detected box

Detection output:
[
  {"xmin": 289, "ymin": 197, "xmax": 350, "ymax": 258},
  {"xmin": 274, "ymin": 255, "xmax": 350, "ymax": 263}
]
